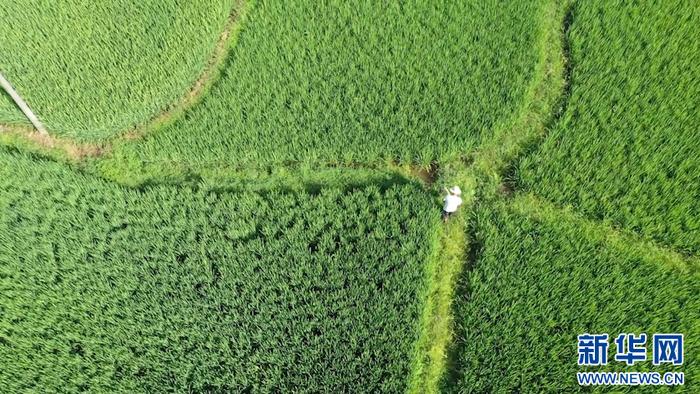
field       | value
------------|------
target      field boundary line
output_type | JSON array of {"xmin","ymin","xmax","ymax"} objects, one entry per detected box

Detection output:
[
  {"xmin": 494, "ymin": 0, "xmax": 698, "ymax": 261},
  {"xmin": 434, "ymin": 1, "xmax": 571, "ymax": 390},
  {"xmin": 408, "ymin": 187, "xmax": 471, "ymax": 394},
  {"xmin": 0, "ymin": 124, "xmax": 104, "ymax": 159},
  {"xmin": 94, "ymin": 151, "xmax": 440, "ymax": 189},
  {"xmin": 470, "ymin": 0, "xmax": 570, "ymax": 200},
  {"xmin": 509, "ymin": 193, "xmax": 700, "ymax": 273},
  {"xmin": 119, "ymin": 0, "xmax": 252, "ymax": 143},
  {"xmin": 0, "ymin": 0, "xmax": 252, "ymax": 160}
]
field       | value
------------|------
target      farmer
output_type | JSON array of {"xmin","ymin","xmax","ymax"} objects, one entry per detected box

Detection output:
[{"xmin": 442, "ymin": 186, "xmax": 463, "ymax": 222}]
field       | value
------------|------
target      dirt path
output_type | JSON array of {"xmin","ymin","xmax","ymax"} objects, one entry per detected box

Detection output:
[{"xmin": 0, "ymin": 124, "xmax": 104, "ymax": 159}]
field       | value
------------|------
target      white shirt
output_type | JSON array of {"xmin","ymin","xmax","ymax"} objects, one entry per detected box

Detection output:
[{"xmin": 443, "ymin": 194, "xmax": 463, "ymax": 213}]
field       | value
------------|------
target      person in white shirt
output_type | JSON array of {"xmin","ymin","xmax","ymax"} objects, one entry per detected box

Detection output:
[{"xmin": 442, "ymin": 186, "xmax": 463, "ymax": 222}]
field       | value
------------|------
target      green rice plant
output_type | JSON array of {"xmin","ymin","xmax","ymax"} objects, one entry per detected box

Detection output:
[
  {"xmin": 0, "ymin": 148, "xmax": 439, "ymax": 392},
  {"xmin": 447, "ymin": 198, "xmax": 699, "ymax": 393},
  {"xmin": 518, "ymin": 0, "xmax": 700, "ymax": 254},
  {"xmin": 111, "ymin": 0, "xmax": 547, "ymax": 169},
  {"xmin": 0, "ymin": 0, "xmax": 235, "ymax": 140}
]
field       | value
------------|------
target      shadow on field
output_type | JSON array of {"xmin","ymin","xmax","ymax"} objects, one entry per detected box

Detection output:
[{"xmin": 128, "ymin": 166, "xmax": 423, "ymax": 197}]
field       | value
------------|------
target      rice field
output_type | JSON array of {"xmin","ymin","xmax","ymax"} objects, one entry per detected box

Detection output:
[
  {"xmin": 109, "ymin": 0, "xmax": 548, "ymax": 168},
  {"xmin": 0, "ymin": 0, "xmax": 698, "ymax": 392},
  {"xmin": 518, "ymin": 0, "xmax": 700, "ymax": 254},
  {"xmin": 0, "ymin": 0, "xmax": 235, "ymax": 140},
  {"xmin": 0, "ymin": 148, "xmax": 438, "ymax": 392},
  {"xmin": 448, "ymin": 199, "xmax": 699, "ymax": 393}
]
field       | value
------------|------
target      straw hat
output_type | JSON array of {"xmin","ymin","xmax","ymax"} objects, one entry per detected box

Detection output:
[{"xmin": 449, "ymin": 186, "xmax": 462, "ymax": 195}]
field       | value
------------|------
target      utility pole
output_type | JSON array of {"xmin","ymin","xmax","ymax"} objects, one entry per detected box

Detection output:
[{"xmin": 0, "ymin": 71, "xmax": 48, "ymax": 136}]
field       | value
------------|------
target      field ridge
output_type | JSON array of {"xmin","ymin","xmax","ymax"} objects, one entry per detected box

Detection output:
[
  {"xmin": 442, "ymin": 2, "xmax": 700, "ymax": 386},
  {"xmin": 510, "ymin": 0, "xmax": 700, "ymax": 258},
  {"xmin": 0, "ymin": 124, "xmax": 104, "ymax": 159},
  {"xmin": 436, "ymin": 1, "xmax": 574, "ymax": 390},
  {"xmin": 406, "ymin": 2, "xmax": 570, "ymax": 391},
  {"xmin": 119, "ymin": 0, "xmax": 252, "ymax": 142},
  {"xmin": 5, "ymin": 0, "xmax": 694, "ymax": 391},
  {"xmin": 408, "ymin": 184, "xmax": 471, "ymax": 394},
  {"xmin": 471, "ymin": 0, "xmax": 571, "ymax": 200},
  {"xmin": 510, "ymin": 193, "xmax": 700, "ymax": 273}
]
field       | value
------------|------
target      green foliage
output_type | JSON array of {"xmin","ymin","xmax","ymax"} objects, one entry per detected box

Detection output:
[
  {"xmin": 518, "ymin": 0, "xmax": 700, "ymax": 253},
  {"xmin": 0, "ymin": 149, "xmax": 439, "ymax": 392},
  {"xmin": 112, "ymin": 0, "xmax": 546, "ymax": 168},
  {"xmin": 94, "ymin": 151, "xmax": 424, "ymax": 192},
  {"xmin": 409, "ymin": 207, "xmax": 469, "ymax": 394},
  {"xmin": 2, "ymin": 0, "xmax": 697, "ymax": 392},
  {"xmin": 0, "ymin": 0, "xmax": 234, "ymax": 140},
  {"xmin": 448, "ymin": 202, "xmax": 699, "ymax": 393}
]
